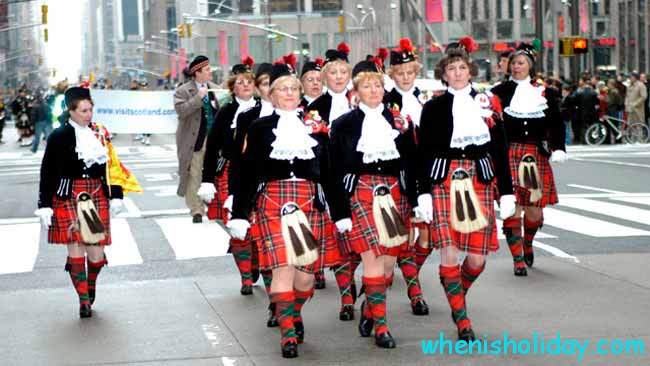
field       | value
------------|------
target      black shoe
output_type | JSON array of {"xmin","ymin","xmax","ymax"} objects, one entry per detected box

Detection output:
[
  {"xmin": 458, "ymin": 328, "xmax": 475, "ymax": 342},
  {"xmin": 352, "ymin": 283, "xmax": 359, "ymax": 303},
  {"xmin": 524, "ymin": 252, "xmax": 534, "ymax": 267},
  {"xmin": 192, "ymin": 214, "xmax": 202, "ymax": 223},
  {"xmin": 281, "ymin": 341, "xmax": 298, "ymax": 358},
  {"xmin": 294, "ymin": 321, "xmax": 304, "ymax": 344},
  {"xmin": 89, "ymin": 289, "xmax": 95, "ymax": 305},
  {"xmin": 375, "ymin": 331, "xmax": 396, "ymax": 348},
  {"xmin": 514, "ymin": 266, "xmax": 528, "ymax": 277},
  {"xmin": 267, "ymin": 303, "xmax": 278, "ymax": 328},
  {"xmin": 80, "ymin": 304, "xmax": 92, "ymax": 318},
  {"xmin": 339, "ymin": 304, "xmax": 354, "ymax": 321},
  {"xmin": 314, "ymin": 276, "xmax": 326, "ymax": 290},
  {"xmin": 251, "ymin": 269, "xmax": 260, "ymax": 284},
  {"xmin": 358, "ymin": 301, "xmax": 374, "ymax": 337},
  {"xmin": 411, "ymin": 299, "xmax": 429, "ymax": 316},
  {"xmin": 240, "ymin": 284, "xmax": 253, "ymax": 295}
]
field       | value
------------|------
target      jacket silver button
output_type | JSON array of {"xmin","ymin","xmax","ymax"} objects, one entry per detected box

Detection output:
[
  {"xmin": 378, "ymin": 167, "xmax": 382, "ymax": 171},
  {"xmin": 523, "ymin": 121, "xmax": 528, "ymax": 125},
  {"xmin": 525, "ymin": 131, "xmax": 529, "ymax": 136},
  {"xmin": 289, "ymin": 160, "xmax": 294, "ymax": 165},
  {"xmin": 462, "ymin": 154, "xmax": 466, "ymax": 158},
  {"xmin": 290, "ymin": 171, "xmax": 295, "ymax": 177}
]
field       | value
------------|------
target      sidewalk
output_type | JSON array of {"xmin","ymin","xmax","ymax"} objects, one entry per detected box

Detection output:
[{"xmin": 1, "ymin": 254, "xmax": 648, "ymax": 365}]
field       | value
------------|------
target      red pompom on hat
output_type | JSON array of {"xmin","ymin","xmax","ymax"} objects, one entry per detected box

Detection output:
[
  {"xmin": 314, "ymin": 57, "xmax": 325, "ymax": 67},
  {"xmin": 282, "ymin": 53, "xmax": 297, "ymax": 72},
  {"xmin": 459, "ymin": 37, "xmax": 479, "ymax": 53},
  {"xmin": 337, "ymin": 42, "xmax": 351, "ymax": 56},
  {"xmin": 242, "ymin": 56, "xmax": 255, "ymax": 69},
  {"xmin": 377, "ymin": 47, "xmax": 389, "ymax": 61}
]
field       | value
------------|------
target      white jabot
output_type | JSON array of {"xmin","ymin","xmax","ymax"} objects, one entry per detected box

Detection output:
[
  {"xmin": 303, "ymin": 95, "xmax": 316, "ymax": 104},
  {"xmin": 504, "ymin": 76, "xmax": 548, "ymax": 118},
  {"xmin": 69, "ymin": 119, "xmax": 108, "ymax": 168},
  {"xmin": 260, "ymin": 99, "xmax": 274, "ymax": 117},
  {"xmin": 231, "ymin": 97, "xmax": 257, "ymax": 128},
  {"xmin": 329, "ymin": 90, "xmax": 350, "ymax": 121},
  {"xmin": 270, "ymin": 109, "xmax": 318, "ymax": 161},
  {"xmin": 448, "ymin": 85, "xmax": 491, "ymax": 149},
  {"xmin": 383, "ymin": 74, "xmax": 395, "ymax": 92},
  {"xmin": 396, "ymin": 86, "xmax": 422, "ymax": 127},
  {"xmin": 356, "ymin": 103, "xmax": 400, "ymax": 163}
]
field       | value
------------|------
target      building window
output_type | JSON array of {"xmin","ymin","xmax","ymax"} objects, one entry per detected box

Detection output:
[
  {"xmin": 472, "ymin": 0, "xmax": 478, "ymax": 18},
  {"xmin": 240, "ymin": 0, "xmax": 254, "ymax": 13},
  {"xmin": 208, "ymin": 0, "xmax": 232, "ymax": 15},
  {"xmin": 484, "ymin": 0, "xmax": 490, "ymax": 19},
  {"xmin": 460, "ymin": 0, "xmax": 466, "ymax": 20},
  {"xmin": 508, "ymin": 0, "xmax": 514, "ymax": 18},
  {"xmin": 497, "ymin": 0, "xmax": 502, "ymax": 19},
  {"xmin": 473, "ymin": 21, "xmax": 488, "ymax": 40},
  {"xmin": 604, "ymin": 0, "xmax": 610, "ymax": 15},
  {"xmin": 497, "ymin": 19, "xmax": 513, "ymax": 39},
  {"xmin": 270, "ymin": 0, "xmax": 302, "ymax": 12},
  {"xmin": 313, "ymin": 0, "xmax": 342, "ymax": 12},
  {"xmin": 249, "ymin": 35, "xmax": 267, "ymax": 64},
  {"xmin": 311, "ymin": 33, "xmax": 328, "ymax": 58},
  {"xmin": 448, "ymin": 0, "xmax": 454, "ymax": 20}
]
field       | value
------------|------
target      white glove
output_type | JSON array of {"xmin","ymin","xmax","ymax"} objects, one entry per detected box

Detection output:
[
  {"xmin": 499, "ymin": 194, "xmax": 517, "ymax": 220},
  {"xmin": 550, "ymin": 150, "xmax": 568, "ymax": 163},
  {"xmin": 414, "ymin": 194, "xmax": 434, "ymax": 224},
  {"xmin": 335, "ymin": 218, "xmax": 353, "ymax": 234},
  {"xmin": 226, "ymin": 219, "xmax": 250, "ymax": 240},
  {"xmin": 34, "ymin": 207, "xmax": 53, "ymax": 228},
  {"xmin": 223, "ymin": 195, "xmax": 233, "ymax": 212},
  {"xmin": 110, "ymin": 198, "xmax": 125, "ymax": 217},
  {"xmin": 198, "ymin": 182, "xmax": 217, "ymax": 203}
]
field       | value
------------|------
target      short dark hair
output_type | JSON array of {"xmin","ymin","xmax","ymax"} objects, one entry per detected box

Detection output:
[
  {"xmin": 67, "ymin": 97, "xmax": 94, "ymax": 111},
  {"xmin": 434, "ymin": 48, "xmax": 479, "ymax": 84}
]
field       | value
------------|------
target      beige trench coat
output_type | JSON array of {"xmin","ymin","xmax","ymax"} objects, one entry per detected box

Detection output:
[
  {"xmin": 625, "ymin": 80, "xmax": 647, "ymax": 123},
  {"xmin": 173, "ymin": 80, "xmax": 219, "ymax": 196}
]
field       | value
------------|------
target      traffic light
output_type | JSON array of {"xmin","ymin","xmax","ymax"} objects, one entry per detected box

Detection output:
[
  {"xmin": 178, "ymin": 24, "xmax": 185, "ymax": 38},
  {"xmin": 338, "ymin": 15, "xmax": 345, "ymax": 34},
  {"xmin": 573, "ymin": 37, "xmax": 589, "ymax": 54},
  {"xmin": 44, "ymin": 28, "xmax": 48, "ymax": 43},
  {"xmin": 41, "ymin": 4, "xmax": 48, "ymax": 25},
  {"xmin": 559, "ymin": 38, "xmax": 573, "ymax": 56},
  {"xmin": 38, "ymin": 56, "xmax": 43, "ymax": 66},
  {"xmin": 186, "ymin": 23, "xmax": 192, "ymax": 38}
]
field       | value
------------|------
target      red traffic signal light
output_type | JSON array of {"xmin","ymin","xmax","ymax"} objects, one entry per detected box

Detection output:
[{"xmin": 573, "ymin": 37, "xmax": 588, "ymax": 54}]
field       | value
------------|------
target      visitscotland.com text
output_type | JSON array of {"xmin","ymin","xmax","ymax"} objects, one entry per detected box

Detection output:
[
  {"xmin": 421, "ymin": 332, "xmax": 645, "ymax": 362},
  {"xmin": 96, "ymin": 107, "xmax": 176, "ymax": 116}
]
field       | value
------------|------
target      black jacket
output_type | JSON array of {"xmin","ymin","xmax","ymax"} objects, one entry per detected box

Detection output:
[
  {"xmin": 417, "ymin": 91, "xmax": 513, "ymax": 197},
  {"xmin": 231, "ymin": 112, "xmax": 331, "ymax": 220},
  {"xmin": 226, "ymin": 102, "xmax": 262, "ymax": 198},
  {"xmin": 305, "ymin": 90, "xmax": 352, "ymax": 125},
  {"xmin": 491, "ymin": 80, "xmax": 565, "ymax": 152},
  {"xmin": 382, "ymin": 87, "xmax": 422, "ymax": 110},
  {"xmin": 38, "ymin": 123, "xmax": 123, "ymax": 208},
  {"xmin": 328, "ymin": 107, "xmax": 417, "ymax": 222}
]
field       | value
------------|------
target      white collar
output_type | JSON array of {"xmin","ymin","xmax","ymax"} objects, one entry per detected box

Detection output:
[
  {"xmin": 512, "ymin": 76, "xmax": 531, "ymax": 85},
  {"xmin": 69, "ymin": 119, "xmax": 108, "ymax": 168},
  {"xmin": 231, "ymin": 97, "xmax": 257, "ymax": 128},
  {"xmin": 397, "ymin": 86, "xmax": 423, "ymax": 126},
  {"xmin": 396, "ymin": 86, "xmax": 417, "ymax": 97},
  {"xmin": 504, "ymin": 76, "xmax": 548, "ymax": 118},
  {"xmin": 449, "ymin": 87, "xmax": 491, "ymax": 149},
  {"xmin": 304, "ymin": 95, "xmax": 316, "ymax": 104},
  {"xmin": 447, "ymin": 84, "xmax": 473, "ymax": 96},
  {"xmin": 270, "ymin": 109, "xmax": 318, "ymax": 161},
  {"xmin": 329, "ymin": 89, "xmax": 350, "ymax": 121},
  {"xmin": 356, "ymin": 102, "xmax": 400, "ymax": 163},
  {"xmin": 260, "ymin": 99, "xmax": 274, "ymax": 117}
]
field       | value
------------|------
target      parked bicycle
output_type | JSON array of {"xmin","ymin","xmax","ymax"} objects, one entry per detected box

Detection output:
[{"xmin": 584, "ymin": 114, "xmax": 650, "ymax": 145}]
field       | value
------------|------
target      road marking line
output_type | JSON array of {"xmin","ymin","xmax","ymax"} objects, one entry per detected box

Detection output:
[
  {"xmin": 571, "ymin": 157, "xmax": 650, "ymax": 169},
  {"xmin": 567, "ymin": 184, "xmax": 624, "ymax": 194},
  {"xmin": 155, "ymin": 217, "xmax": 231, "ymax": 260},
  {"xmin": 533, "ymin": 240, "xmax": 579, "ymax": 263},
  {"xmin": 496, "ymin": 219, "xmax": 556, "ymax": 239},
  {"xmin": 610, "ymin": 197, "xmax": 650, "ymax": 207},
  {"xmin": 143, "ymin": 173, "xmax": 174, "ymax": 182},
  {"xmin": 0, "ymin": 223, "xmax": 40, "ymax": 274},
  {"xmin": 543, "ymin": 207, "xmax": 650, "ymax": 237},
  {"xmin": 104, "ymin": 218, "xmax": 144, "ymax": 266},
  {"xmin": 121, "ymin": 197, "xmax": 142, "ymax": 217},
  {"xmin": 559, "ymin": 198, "xmax": 650, "ymax": 227}
]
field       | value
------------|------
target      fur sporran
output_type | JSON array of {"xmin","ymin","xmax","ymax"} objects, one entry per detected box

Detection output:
[
  {"xmin": 372, "ymin": 185, "xmax": 408, "ymax": 248},
  {"xmin": 518, "ymin": 154, "xmax": 542, "ymax": 203},
  {"xmin": 280, "ymin": 202, "xmax": 319, "ymax": 266},
  {"xmin": 76, "ymin": 192, "xmax": 106, "ymax": 244},
  {"xmin": 450, "ymin": 168, "xmax": 488, "ymax": 233}
]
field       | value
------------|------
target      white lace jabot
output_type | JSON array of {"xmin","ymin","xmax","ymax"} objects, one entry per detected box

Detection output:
[
  {"xmin": 356, "ymin": 103, "xmax": 400, "ymax": 164},
  {"xmin": 69, "ymin": 119, "xmax": 108, "ymax": 168},
  {"xmin": 396, "ymin": 86, "xmax": 423, "ymax": 127},
  {"xmin": 269, "ymin": 109, "xmax": 318, "ymax": 161},
  {"xmin": 448, "ymin": 85, "xmax": 491, "ymax": 149},
  {"xmin": 504, "ymin": 76, "xmax": 548, "ymax": 118}
]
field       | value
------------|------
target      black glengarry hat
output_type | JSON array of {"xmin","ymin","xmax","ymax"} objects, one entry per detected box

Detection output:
[
  {"xmin": 352, "ymin": 60, "xmax": 380, "ymax": 79},
  {"xmin": 390, "ymin": 38, "xmax": 417, "ymax": 65},
  {"xmin": 301, "ymin": 58, "xmax": 324, "ymax": 77},
  {"xmin": 231, "ymin": 56, "xmax": 255, "ymax": 75},
  {"xmin": 324, "ymin": 42, "xmax": 350, "ymax": 64},
  {"xmin": 255, "ymin": 62, "xmax": 273, "ymax": 79},
  {"xmin": 269, "ymin": 63, "xmax": 293, "ymax": 87},
  {"xmin": 64, "ymin": 87, "xmax": 91, "ymax": 107}
]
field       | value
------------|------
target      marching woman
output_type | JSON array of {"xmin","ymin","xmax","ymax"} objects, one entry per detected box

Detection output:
[
  {"xmin": 306, "ymin": 43, "xmax": 358, "ymax": 320},
  {"xmin": 199, "ymin": 57, "xmax": 259, "ymax": 295},
  {"xmin": 415, "ymin": 38, "xmax": 516, "ymax": 341},
  {"xmin": 228, "ymin": 63, "xmax": 335, "ymax": 358},
  {"xmin": 34, "ymin": 87, "xmax": 140, "ymax": 318},
  {"xmin": 329, "ymin": 60, "xmax": 419, "ymax": 349},
  {"xmin": 300, "ymin": 58, "xmax": 324, "ymax": 109},
  {"xmin": 382, "ymin": 38, "xmax": 431, "ymax": 316},
  {"xmin": 491, "ymin": 44, "xmax": 567, "ymax": 277}
]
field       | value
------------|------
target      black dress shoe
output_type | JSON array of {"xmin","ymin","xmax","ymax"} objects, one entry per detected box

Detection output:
[
  {"xmin": 267, "ymin": 303, "xmax": 278, "ymax": 328},
  {"xmin": 524, "ymin": 252, "xmax": 534, "ymax": 267},
  {"xmin": 339, "ymin": 304, "xmax": 354, "ymax": 321},
  {"xmin": 251, "ymin": 269, "xmax": 260, "ymax": 284},
  {"xmin": 458, "ymin": 328, "xmax": 475, "ymax": 342},
  {"xmin": 375, "ymin": 332, "xmax": 396, "ymax": 348},
  {"xmin": 240, "ymin": 284, "xmax": 253, "ymax": 295},
  {"xmin": 192, "ymin": 214, "xmax": 202, "ymax": 223},
  {"xmin": 79, "ymin": 304, "xmax": 92, "ymax": 318},
  {"xmin": 314, "ymin": 276, "xmax": 326, "ymax": 290},
  {"xmin": 281, "ymin": 341, "xmax": 298, "ymax": 358},
  {"xmin": 514, "ymin": 267, "xmax": 528, "ymax": 277},
  {"xmin": 294, "ymin": 321, "xmax": 304, "ymax": 344},
  {"xmin": 358, "ymin": 301, "xmax": 374, "ymax": 337},
  {"xmin": 89, "ymin": 289, "xmax": 96, "ymax": 305},
  {"xmin": 411, "ymin": 299, "xmax": 429, "ymax": 316}
]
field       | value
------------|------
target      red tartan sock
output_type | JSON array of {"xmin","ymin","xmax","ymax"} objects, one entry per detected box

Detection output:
[
  {"xmin": 349, "ymin": 253, "xmax": 361, "ymax": 288},
  {"xmin": 439, "ymin": 265, "xmax": 471, "ymax": 331},
  {"xmin": 293, "ymin": 287, "xmax": 314, "ymax": 323},
  {"xmin": 271, "ymin": 291, "xmax": 297, "ymax": 346},
  {"xmin": 461, "ymin": 258, "xmax": 485, "ymax": 293},
  {"xmin": 397, "ymin": 250, "xmax": 423, "ymax": 303},
  {"xmin": 333, "ymin": 262, "xmax": 354, "ymax": 306},
  {"xmin": 87, "ymin": 256, "xmax": 107, "ymax": 297},
  {"xmin": 251, "ymin": 241, "xmax": 260, "ymax": 272},
  {"xmin": 363, "ymin": 276, "xmax": 389, "ymax": 335},
  {"xmin": 523, "ymin": 216, "xmax": 543, "ymax": 255},
  {"xmin": 415, "ymin": 244, "xmax": 434, "ymax": 272},
  {"xmin": 65, "ymin": 257, "xmax": 90, "ymax": 306},
  {"xmin": 230, "ymin": 240, "xmax": 253, "ymax": 286},
  {"xmin": 503, "ymin": 217, "xmax": 525, "ymax": 269},
  {"xmin": 261, "ymin": 270, "xmax": 273, "ymax": 297}
]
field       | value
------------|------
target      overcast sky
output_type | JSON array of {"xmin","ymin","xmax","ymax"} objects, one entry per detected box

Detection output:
[{"xmin": 44, "ymin": 0, "xmax": 86, "ymax": 82}]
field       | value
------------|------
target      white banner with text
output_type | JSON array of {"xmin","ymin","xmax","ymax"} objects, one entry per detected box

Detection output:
[{"xmin": 92, "ymin": 90, "xmax": 178, "ymax": 134}]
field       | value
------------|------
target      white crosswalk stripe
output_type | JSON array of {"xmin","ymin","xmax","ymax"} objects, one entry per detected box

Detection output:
[
  {"xmin": 0, "ymin": 223, "xmax": 40, "ymax": 274},
  {"xmin": 155, "ymin": 217, "xmax": 231, "ymax": 260},
  {"xmin": 104, "ymin": 218, "xmax": 143, "ymax": 266}
]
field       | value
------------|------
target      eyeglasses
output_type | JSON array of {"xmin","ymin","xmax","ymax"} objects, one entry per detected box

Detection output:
[
  {"xmin": 235, "ymin": 79, "xmax": 253, "ymax": 86},
  {"xmin": 276, "ymin": 86, "xmax": 300, "ymax": 93}
]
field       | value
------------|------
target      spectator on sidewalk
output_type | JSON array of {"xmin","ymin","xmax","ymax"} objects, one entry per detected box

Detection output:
[
  {"xmin": 0, "ymin": 99, "xmax": 5, "ymax": 144},
  {"xmin": 640, "ymin": 73, "xmax": 650, "ymax": 125},
  {"xmin": 560, "ymin": 84, "xmax": 575, "ymax": 145},
  {"xmin": 572, "ymin": 78, "xmax": 600, "ymax": 144},
  {"xmin": 625, "ymin": 72, "xmax": 647, "ymax": 125},
  {"xmin": 30, "ymin": 93, "xmax": 53, "ymax": 153},
  {"xmin": 173, "ymin": 55, "xmax": 220, "ymax": 223}
]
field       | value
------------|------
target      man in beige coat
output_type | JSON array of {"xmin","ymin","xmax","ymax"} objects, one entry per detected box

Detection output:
[
  {"xmin": 625, "ymin": 72, "xmax": 647, "ymax": 124},
  {"xmin": 174, "ymin": 55, "xmax": 220, "ymax": 223}
]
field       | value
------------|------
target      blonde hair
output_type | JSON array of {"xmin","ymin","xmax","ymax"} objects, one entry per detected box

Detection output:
[
  {"xmin": 226, "ymin": 73, "xmax": 255, "ymax": 95},
  {"xmin": 322, "ymin": 60, "xmax": 352, "ymax": 78},
  {"xmin": 352, "ymin": 72, "xmax": 384, "ymax": 90},
  {"xmin": 270, "ymin": 75, "xmax": 303, "ymax": 94},
  {"xmin": 387, "ymin": 61, "xmax": 423, "ymax": 79}
]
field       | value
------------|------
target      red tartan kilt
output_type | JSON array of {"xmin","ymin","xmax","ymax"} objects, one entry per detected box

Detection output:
[
  {"xmin": 425, "ymin": 159, "xmax": 498, "ymax": 255},
  {"xmin": 315, "ymin": 213, "xmax": 344, "ymax": 270},
  {"xmin": 207, "ymin": 162, "xmax": 230, "ymax": 222},
  {"xmin": 256, "ymin": 180, "xmax": 335, "ymax": 272},
  {"xmin": 341, "ymin": 175, "xmax": 410, "ymax": 258},
  {"xmin": 49, "ymin": 178, "xmax": 111, "ymax": 246},
  {"xmin": 509, "ymin": 143, "xmax": 558, "ymax": 207}
]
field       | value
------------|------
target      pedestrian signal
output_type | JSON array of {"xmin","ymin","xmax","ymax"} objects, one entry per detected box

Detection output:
[
  {"xmin": 178, "ymin": 24, "xmax": 185, "ymax": 38},
  {"xmin": 559, "ymin": 38, "xmax": 573, "ymax": 57},
  {"xmin": 573, "ymin": 38, "xmax": 588, "ymax": 54},
  {"xmin": 186, "ymin": 24, "xmax": 192, "ymax": 38},
  {"xmin": 338, "ymin": 15, "xmax": 345, "ymax": 34},
  {"xmin": 41, "ymin": 4, "xmax": 48, "ymax": 24}
]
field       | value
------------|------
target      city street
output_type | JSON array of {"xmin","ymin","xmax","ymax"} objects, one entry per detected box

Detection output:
[{"xmin": 1, "ymin": 124, "xmax": 649, "ymax": 365}]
